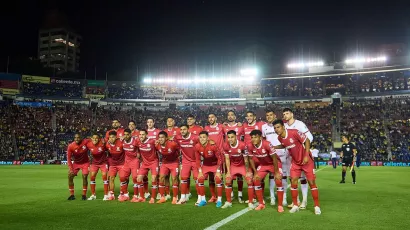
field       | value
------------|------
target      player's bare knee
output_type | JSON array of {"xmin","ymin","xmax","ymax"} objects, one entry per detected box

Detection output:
[
  {"xmin": 291, "ymin": 178, "xmax": 298, "ymax": 185},
  {"xmin": 308, "ymin": 180, "xmax": 316, "ymax": 187},
  {"xmin": 214, "ymin": 176, "xmax": 222, "ymax": 184}
]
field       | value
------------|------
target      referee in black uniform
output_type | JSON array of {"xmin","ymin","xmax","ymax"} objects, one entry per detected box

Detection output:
[{"xmin": 340, "ymin": 134, "xmax": 357, "ymax": 184}]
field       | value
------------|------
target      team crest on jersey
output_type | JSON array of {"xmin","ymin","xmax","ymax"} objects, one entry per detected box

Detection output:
[
  {"xmin": 116, "ymin": 147, "xmax": 120, "ymax": 151},
  {"xmin": 255, "ymin": 126, "xmax": 259, "ymax": 130},
  {"xmin": 216, "ymin": 126, "xmax": 219, "ymax": 130},
  {"xmin": 190, "ymin": 140, "xmax": 193, "ymax": 144},
  {"xmin": 82, "ymin": 146, "xmax": 86, "ymax": 150},
  {"xmin": 147, "ymin": 144, "xmax": 150, "ymax": 148},
  {"xmin": 154, "ymin": 132, "xmax": 157, "ymax": 135},
  {"xmin": 262, "ymin": 149, "xmax": 266, "ymax": 153},
  {"xmin": 346, "ymin": 148, "xmax": 350, "ymax": 151},
  {"xmin": 238, "ymin": 149, "xmax": 242, "ymax": 153},
  {"xmin": 75, "ymin": 149, "xmax": 78, "ymax": 152},
  {"xmin": 168, "ymin": 148, "xmax": 172, "ymax": 153},
  {"xmin": 208, "ymin": 151, "xmax": 213, "ymax": 156},
  {"xmin": 130, "ymin": 145, "xmax": 134, "ymax": 148},
  {"xmin": 98, "ymin": 147, "xmax": 102, "ymax": 152},
  {"xmin": 290, "ymin": 138, "xmax": 294, "ymax": 143},
  {"xmin": 235, "ymin": 128, "xmax": 238, "ymax": 131},
  {"xmin": 91, "ymin": 149, "xmax": 94, "ymax": 151}
]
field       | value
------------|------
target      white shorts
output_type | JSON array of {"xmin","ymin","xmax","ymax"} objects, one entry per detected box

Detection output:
[{"xmin": 277, "ymin": 149, "xmax": 290, "ymax": 177}]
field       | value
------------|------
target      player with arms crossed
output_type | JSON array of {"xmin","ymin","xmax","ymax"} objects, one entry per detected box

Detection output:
[
  {"xmin": 340, "ymin": 134, "xmax": 357, "ymax": 184},
  {"xmin": 262, "ymin": 110, "xmax": 289, "ymax": 206},
  {"xmin": 156, "ymin": 131, "xmax": 180, "ymax": 204},
  {"xmin": 187, "ymin": 114, "xmax": 203, "ymax": 135},
  {"xmin": 223, "ymin": 110, "xmax": 245, "ymax": 203},
  {"xmin": 67, "ymin": 133, "xmax": 90, "ymax": 200},
  {"xmin": 247, "ymin": 130, "xmax": 284, "ymax": 212},
  {"xmin": 106, "ymin": 131, "xmax": 126, "ymax": 201},
  {"xmin": 86, "ymin": 134, "xmax": 109, "ymax": 201},
  {"xmin": 196, "ymin": 131, "xmax": 224, "ymax": 208},
  {"xmin": 135, "ymin": 129, "xmax": 159, "ymax": 203},
  {"xmin": 175, "ymin": 124, "xmax": 199, "ymax": 204},
  {"xmin": 273, "ymin": 120, "xmax": 321, "ymax": 215},
  {"xmin": 121, "ymin": 129, "xmax": 140, "ymax": 202},
  {"xmin": 222, "ymin": 130, "xmax": 254, "ymax": 209},
  {"xmin": 282, "ymin": 108, "xmax": 312, "ymax": 209}
]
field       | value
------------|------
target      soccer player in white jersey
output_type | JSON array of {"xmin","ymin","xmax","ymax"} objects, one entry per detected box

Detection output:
[
  {"xmin": 262, "ymin": 110, "xmax": 289, "ymax": 207},
  {"xmin": 282, "ymin": 108, "xmax": 313, "ymax": 209}
]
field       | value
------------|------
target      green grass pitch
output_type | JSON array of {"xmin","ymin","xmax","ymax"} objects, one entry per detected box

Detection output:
[{"xmin": 0, "ymin": 165, "xmax": 409, "ymax": 230}]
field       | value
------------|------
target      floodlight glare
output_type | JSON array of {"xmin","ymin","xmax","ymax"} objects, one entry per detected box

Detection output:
[{"xmin": 240, "ymin": 68, "xmax": 259, "ymax": 76}]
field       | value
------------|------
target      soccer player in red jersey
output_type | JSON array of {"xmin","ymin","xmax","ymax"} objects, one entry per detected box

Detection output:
[
  {"xmin": 187, "ymin": 114, "xmax": 202, "ymax": 135},
  {"xmin": 129, "ymin": 120, "xmax": 139, "ymax": 138},
  {"xmin": 121, "ymin": 129, "xmax": 140, "ymax": 202},
  {"xmin": 165, "ymin": 117, "xmax": 180, "ymax": 140},
  {"xmin": 67, "ymin": 133, "xmax": 90, "ymax": 200},
  {"xmin": 195, "ymin": 131, "xmax": 224, "ymax": 208},
  {"xmin": 224, "ymin": 110, "xmax": 245, "ymax": 203},
  {"xmin": 106, "ymin": 131, "xmax": 126, "ymax": 201},
  {"xmin": 247, "ymin": 130, "xmax": 284, "ymax": 212},
  {"xmin": 145, "ymin": 118, "xmax": 161, "ymax": 198},
  {"xmin": 272, "ymin": 120, "xmax": 321, "ymax": 215},
  {"xmin": 243, "ymin": 111, "xmax": 265, "ymax": 145},
  {"xmin": 86, "ymin": 134, "xmax": 109, "ymax": 201},
  {"xmin": 174, "ymin": 124, "xmax": 199, "ymax": 205},
  {"xmin": 156, "ymin": 131, "xmax": 180, "ymax": 204},
  {"xmin": 135, "ymin": 129, "xmax": 159, "ymax": 203},
  {"xmin": 204, "ymin": 113, "xmax": 225, "ymax": 202},
  {"xmin": 104, "ymin": 119, "xmax": 125, "ymax": 142},
  {"xmin": 222, "ymin": 130, "xmax": 254, "ymax": 209}
]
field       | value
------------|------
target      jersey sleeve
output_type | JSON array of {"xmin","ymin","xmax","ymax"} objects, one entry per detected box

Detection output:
[
  {"xmin": 213, "ymin": 144, "xmax": 223, "ymax": 169},
  {"xmin": 262, "ymin": 125, "xmax": 267, "ymax": 137},
  {"xmin": 195, "ymin": 145, "xmax": 202, "ymax": 169},
  {"xmin": 223, "ymin": 143, "xmax": 229, "ymax": 156},
  {"xmin": 247, "ymin": 144, "xmax": 254, "ymax": 157},
  {"xmin": 266, "ymin": 142, "xmax": 276, "ymax": 156},
  {"xmin": 295, "ymin": 130, "xmax": 308, "ymax": 144}
]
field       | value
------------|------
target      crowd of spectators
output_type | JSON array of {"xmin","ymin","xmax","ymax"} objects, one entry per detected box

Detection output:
[
  {"xmin": 22, "ymin": 82, "xmax": 82, "ymax": 98},
  {"xmin": 107, "ymin": 83, "xmax": 142, "ymax": 99}
]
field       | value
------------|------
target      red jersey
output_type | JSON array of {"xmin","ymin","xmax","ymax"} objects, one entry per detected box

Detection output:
[
  {"xmin": 156, "ymin": 141, "xmax": 179, "ymax": 164},
  {"xmin": 247, "ymin": 140, "xmax": 277, "ymax": 166},
  {"xmin": 277, "ymin": 129, "xmax": 310, "ymax": 165},
  {"xmin": 131, "ymin": 129, "xmax": 139, "ymax": 138},
  {"xmin": 67, "ymin": 139, "xmax": 90, "ymax": 169},
  {"xmin": 105, "ymin": 128, "xmax": 125, "ymax": 142},
  {"xmin": 164, "ymin": 127, "xmax": 180, "ymax": 139},
  {"xmin": 175, "ymin": 133, "xmax": 199, "ymax": 162},
  {"xmin": 106, "ymin": 139, "xmax": 125, "ymax": 166},
  {"xmin": 243, "ymin": 121, "xmax": 265, "ymax": 145},
  {"xmin": 189, "ymin": 125, "xmax": 203, "ymax": 135},
  {"xmin": 204, "ymin": 123, "xmax": 225, "ymax": 150},
  {"xmin": 224, "ymin": 123, "xmax": 244, "ymax": 140},
  {"xmin": 195, "ymin": 142, "xmax": 222, "ymax": 168},
  {"xmin": 147, "ymin": 128, "xmax": 161, "ymax": 140},
  {"xmin": 136, "ymin": 138, "xmax": 158, "ymax": 165},
  {"xmin": 223, "ymin": 141, "xmax": 247, "ymax": 167},
  {"xmin": 122, "ymin": 137, "xmax": 139, "ymax": 161},
  {"xmin": 86, "ymin": 140, "xmax": 107, "ymax": 165}
]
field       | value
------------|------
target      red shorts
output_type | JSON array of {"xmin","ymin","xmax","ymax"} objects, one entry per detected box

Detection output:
[
  {"xmin": 229, "ymin": 166, "xmax": 247, "ymax": 179},
  {"xmin": 123, "ymin": 158, "xmax": 140, "ymax": 178},
  {"xmin": 70, "ymin": 162, "xmax": 90, "ymax": 176},
  {"xmin": 181, "ymin": 160, "xmax": 198, "ymax": 179},
  {"xmin": 290, "ymin": 161, "xmax": 315, "ymax": 181},
  {"xmin": 160, "ymin": 162, "xmax": 179, "ymax": 178},
  {"xmin": 138, "ymin": 162, "xmax": 159, "ymax": 177},
  {"xmin": 108, "ymin": 165, "xmax": 125, "ymax": 177},
  {"xmin": 201, "ymin": 165, "xmax": 219, "ymax": 179},
  {"xmin": 256, "ymin": 163, "xmax": 283, "ymax": 179},
  {"xmin": 90, "ymin": 163, "xmax": 108, "ymax": 173}
]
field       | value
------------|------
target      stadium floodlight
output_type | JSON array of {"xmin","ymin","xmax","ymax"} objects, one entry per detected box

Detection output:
[
  {"xmin": 143, "ymin": 78, "xmax": 152, "ymax": 84},
  {"xmin": 240, "ymin": 68, "xmax": 259, "ymax": 76},
  {"xmin": 345, "ymin": 56, "xmax": 387, "ymax": 64},
  {"xmin": 287, "ymin": 61, "xmax": 324, "ymax": 69}
]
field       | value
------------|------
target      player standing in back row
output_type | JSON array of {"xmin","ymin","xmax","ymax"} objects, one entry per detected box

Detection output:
[
  {"xmin": 340, "ymin": 134, "xmax": 357, "ymax": 184},
  {"xmin": 67, "ymin": 133, "xmax": 90, "ymax": 200}
]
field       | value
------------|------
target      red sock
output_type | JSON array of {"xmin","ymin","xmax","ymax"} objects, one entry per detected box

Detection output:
[
  {"xmin": 198, "ymin": 182, "xmax": 205, "ymax": 196},
  {"xmin": 291, "ymin": 185, "xmax": 299, "ymax": 206},
  {"xmin": 69, "ymin": 185, "xmax": 74, "ymax": 196},
  {"xmin": 132, "ymin": 178, "xmax": 138, "ymax": 196},
  {"xmin": 103, "ymin": 175, "xmax": 108, "ymax": 195},
  {"xmin": 187, "ymin": 179, "xmax": 191, "ymax": 194},
  {"xmin": 172, "ymin": 183, "xmax": 179, "ymax": 198},
  {"xmin": 159, "ymin": 182, "xmax": 165, "ymax": 197},
  {"xmin": 180, "ymin": 179, "xmax": 187, "ymax": 195},
  {"xmin": 225, "ymin": 185, "xmax": 232, "ymax": 202},
  {"xmin": 90, "ymin": 176, "xmax": 96, "ymax": 195},
  {"xmin": 276, "ymin": 179, "xmax": 284, "ymax": 206},
  {"xmin": 151, "ymin": 181, "xmax": 158, "ymax": 199},
  {"xmin": 165, "ymin": 186, "xmax": 170, "ymax": 195},
  {"xmin": 209, "ymin": 181, "xmax": 216, "ymax": 197},
  {"xmin": 143, "ymin": 176, "xmax": 149, "ymax": 193},
  {"xmin": 216, "ymin": 180, "xmax": 223, "ymax": 197},
  {"xmin": 195, "ymin": 182, "xmax": 199, "ymax": 195},
  {"xmin": 247, "ymin": 185, "xmax": 254, "ymax": 203},
  {"xmin": 138, "ymin": 182, "xmax": 144, "ymax": 198},
  {"xmin": 254, "ymin": 181, "xmax": 264, "ymax": 204},
  {"xmin": 120, "ymin": 178, "xmax": 127, "ymax": 195},
  {"xmin": 310, "ymin": 185, "xmax": 320, "ymax": 207},
  {"xmin": 237, "ymin": 177, "xmax": 244, "ymax": 193},
  {"xmin": 82, "ymin": 185, "xmax": 87, "ymax": 196}
]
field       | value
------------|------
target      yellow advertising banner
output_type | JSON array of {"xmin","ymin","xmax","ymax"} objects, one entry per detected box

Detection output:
[
  {"xmin": 0, "ymin": 88, "xmax": 20, "ymax": 95},
  {"xmin": 85, "ymin": 94, "xmax": 105, "ymax": 100},
  {"xmin": 22, "ymin": 75, "xmax": 50, "ymax": 84}
]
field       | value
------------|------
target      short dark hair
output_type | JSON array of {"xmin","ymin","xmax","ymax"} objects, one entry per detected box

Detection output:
[
  {"xmin": 91, "ymin": 133, "xmax": 100, "ymax": 137},
  {"xmin": 112, "ymin": 119, "xmax": 120, "ymax": 122},
  {"xmin": 341, "ymin": 134, "xmax": 350, "ymax": 140},
  {"xmin": 109, "ymin": 131, "xmax": 117, "ymax": 136},
  {"xmin": 167, "ymin": 116, "xmax": 174, "ymax": 120},
  {"xmin": 208, "ymin": 113, "xmax": 216, "ymax": 117},
  {"xmin": 147, "ymin": 118, "xmax": 155, "ymax": 123},
  {"xmin": 266, "ymin": 109, "xmax": 275, "ymax": 114},
  {"xmin": 187, "ymin": 114, "xmax": 196, "ymax": 119},
  {"xmin": 272, "ymin": 119, "xmax": 284, "ymax": 126},
  {"xmin": 129, "ymin": 120, "xmax": 136, "ymax": 125},
  {"xmin": 227, "ymin": 110, "xmax": 236, "ymax": 116},
  {"xmin": 199, "ymin": 131, "xmax": 209, "ymax": 136},
  {"xmin": 139, "ymin": 129, "xmax": 148, "ymax": 134},
  {"xmin": 282, "ymin": 108, "xmax": 293, "ymax": 113},
  {"xmin": 180, "ymin": 124, "xmax": 189, "ymax": 129},
  {"xmin": 159, "ymin": 131, "xmax": 168, "ymax": 137},
  {"xmin": 227, "ymin": 130, "xmax": 237, "ymax": 136},
  {"xmin": 124, "ymin": 128, "xmax": 132, "ymax": 134},
  {"xmin": 74, "ymin": 132, "xmax": 82, "ymax": 137},
  {"xmin": 246, "ymin": 111, "xmax": 255, "ymax": 116},
  {"xmin": 250, "ymin": 129, "xmax": 262, "ymax": 137}
]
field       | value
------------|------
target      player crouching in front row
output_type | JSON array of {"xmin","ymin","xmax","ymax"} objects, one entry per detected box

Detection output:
[{"xmin": 272, "ymin": 120, "xmax": 321, "ymax": 215}]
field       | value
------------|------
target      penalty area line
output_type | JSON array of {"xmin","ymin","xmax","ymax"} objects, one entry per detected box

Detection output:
[{"xmin": 204, "ymin": 166, "xmax": 327, "ymax": 230}]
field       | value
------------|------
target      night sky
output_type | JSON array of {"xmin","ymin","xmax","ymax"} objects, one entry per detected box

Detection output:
[{"xmin": 1, "ymin": 0, "xmax": 410, "ymax": 79}]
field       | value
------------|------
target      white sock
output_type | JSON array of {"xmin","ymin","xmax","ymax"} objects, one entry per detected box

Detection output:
[
  {"xmin": 217, "ymin": 196, "xmax": 222, "ymax": 202},
  {"xmin": 301, "ymin": 183, "xmax": 308, "ymax": 202},
  {"xmin": 197, "ymin": 195, "xmax": 201, "ymax": 201},
  {"xmin": 269, "ymin": 179, "xmax": 275, "ymax": 199},
  {"xmin": 238, "ymin": 191, "xmax": 243, "ymax": 197},
  {"xmin": 282, "ymin": 178, "xmax": 288, "ymax": 201},
  {"xmin": 231, "ymin": 191, "xmax": 234, "ymax": 197},
  {"xmin": 180, "ymin": 194, "xmax": 186, "ymax": 200},
  {"xmin": 201, "ymin": 195, "xmax": 206, "ymax": 201}
]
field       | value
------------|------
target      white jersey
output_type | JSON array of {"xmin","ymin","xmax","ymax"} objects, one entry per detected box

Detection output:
[
  {"xmin": 330, "ymin": 151, "xmax": 337, "ymax": 158},
  {"xmin": 285, "ymin": 119, "xmax": 313, "ymax": 142},
  {"xmin": 311, "ymin": 148, "xmax": 319, "ymax": 158}
]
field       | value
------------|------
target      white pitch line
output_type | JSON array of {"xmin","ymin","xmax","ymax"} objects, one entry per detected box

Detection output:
[{"xmin": 204, "ymin": 166, "xmax": 327, "ymax": 230}]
